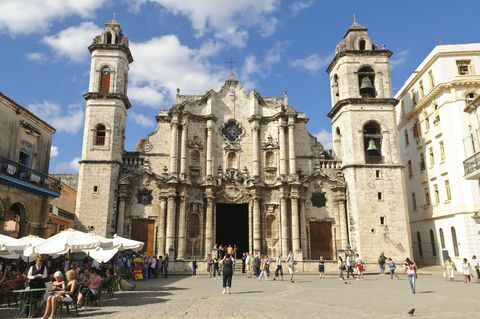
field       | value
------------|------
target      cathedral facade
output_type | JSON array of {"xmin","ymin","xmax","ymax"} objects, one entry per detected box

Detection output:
[{"xmin": 75, "ymin": 20, "xmax": 412, "ymax": 263}]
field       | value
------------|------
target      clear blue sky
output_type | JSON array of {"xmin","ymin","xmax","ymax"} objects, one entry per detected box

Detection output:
[{"xmin": 0, "ymin": 0, "xmax": 479, "ymax": 173}]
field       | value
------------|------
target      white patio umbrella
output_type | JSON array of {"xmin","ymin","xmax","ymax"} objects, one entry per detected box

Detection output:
[
  {"xmin": 25, "ymin": 228, "xmax": 113, "ymax": 256},
  {"xmin": 0, "ymin": 233, "xmax": 26, "ymax": 253},
  {"xmin": 112, "ymin": 234, "xmax": 144, "ymax": 252},
  {"xmin": 82, "ymin": 233, "xmax": 118, "ymax": 263},
  {"xmin": 0, "ymin": 235, "xmax": 46, "ymax": 261}
]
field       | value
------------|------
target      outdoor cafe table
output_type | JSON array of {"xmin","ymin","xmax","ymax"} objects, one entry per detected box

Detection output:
[{"xmin": 12, "ymin": 288, "xmax": 46, "ymax": 318}]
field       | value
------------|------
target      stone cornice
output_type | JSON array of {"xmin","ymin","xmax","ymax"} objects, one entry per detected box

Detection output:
[
  {"xmin": 328, "ymin": 97, "xmax": 398, "ymax": 119},
  {"xmin": 83, "ymin": 92, "xmax": 131, "ymax": 109},
  {"xmin": 327, "ymin": 49, "xmax": 393, "ymax": 74},
  {"xmin": 88, "ymin": 43, "xmax": 133, "ymax": 64}
]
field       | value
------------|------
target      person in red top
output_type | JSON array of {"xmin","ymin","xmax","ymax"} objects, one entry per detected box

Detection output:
[{"xmin": 77, "ymin": 268, "xmax": 101, "ymax": 307}]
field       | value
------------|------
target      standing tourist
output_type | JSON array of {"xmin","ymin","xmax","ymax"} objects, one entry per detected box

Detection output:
[
  {"xmin": 471, "ymin": 255, "xmax": 480, "ymax": 280},
  {"xmin": 345, "ymin": 253, "xmax": 355, "ymax": 279},
  {"xmin": 337, "ymin": 256, "xmax": 345, "ymax": 280},
  {"xmin": 163, "ymin": 254, "xmax": 169, "ymax": 278},
  {"xmin": 258, "ymin": 256, "xmax": 269, "ymax": 280},
  {"xmin": 355, "ymin": 254, "xmax": 364, "ymax": 280},
  {"xmin": 206, "ymin": 254, "xmax": 213, "ymax": 278},
  {"xmin": 158, "ymin": 256, "xmax": 164, "ymax": 279},
  {"xmin": 444, "ymin": 257, "xmax": 456, "ymax": 281},
  {"xmin": 227, "ymin": 245, "xmax": 234, "ymax": 257},
  {"xmin": 245, "ymin": 252, "xmax": 251, "ymax": 277},
  {"xmin": 192, "ymin": 257, "xmax": 198, "ymax": 278},
  {"xmin": 254, "ymin": 254, "xmax": 261, "ymax": 278},
  {"xmin": 221, "ymin": 254, "xmax": 234, "ymax": 294},
  {"xmin": 287, "ymin": 251, "xmax": 295, "ymax": 283},
  {"xmin": 213, "ymin": 258, "xmax": 221, "ymax": 279},
  {"xmin": 378, "ymin": 252, "xmax": 387, "ymax": 276},
  {"xmin": 404, "ymin": 258, "xmax": 417, "ymax": 294},
  {"xmin": 462, "ymin": 258, "xmax": 472, "ymax": 283},
  {"xmin": 241, "ymin": 253, "xmax": 246, "ymax": 273},
  {"xmin": 388, "ymin": 258, "xmax": 400, "ymax": 279},
  {"xmin": 273, "ymin": 255, "xmax": 284, "ymax": 281},
  {"xmin": 318, "ymin": 256, "xmax": 326, "ymax": 279},
  {"xmin": 149, "ymin": 256, "xmax": 157, "ymax": 279}
]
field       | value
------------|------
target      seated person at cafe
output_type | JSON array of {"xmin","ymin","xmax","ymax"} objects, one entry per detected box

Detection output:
[
  {"xmin": 77, "ymin": 267, "xmax": 101, "ymax": 307},
  {"xmin": 42, "ymin": 269, "xmax": 77, "ymax": 319},
  {"xmin": 42, "ymin": 271, "xmax": 65, "ymax": 302}
]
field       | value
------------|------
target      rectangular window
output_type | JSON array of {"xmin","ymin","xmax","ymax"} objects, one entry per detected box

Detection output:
[
  {"xmin": 445, "ymin": 180, "xmax": 451, "ymax": 201},
  {"xmin": 428, "ymin": 147, "xmax": 435, "ymax": 167},
  {"xmin": 439, "ymin": 141, "xmax": 446, "ymax": 162},
  {"xmin": 411, "ymin": 90, "xmax": 417, "ymax": 105},
  {"xmin": 412, "ymin": 193, "xmax": 417, "ymax": 210},
  {"xmin": 424, "ymin": 116, "xmax": 430, "ymax": 131},
  {"xmin": 424, "ymin": 187, "xmax": 431, "ymax": 206},
  {"xmin": 19, "ymin": 150, "xmax": 31, "ymax": 167},
  {"xmin": 457, "ymin": 60, "xmax": 471, "ymax": 75},
  {"xmin": 375, "ymin": 170, "xmax": 381, "ymax": 179},
  {"xmin": 407, "ymin": 160, "xmax": 413, "ymax": 177},
  {"xmin": 428, "ymin": 70, "xmax": 435, "ymax": 88},
  {"xmin": 434, "ymin": 184, "xmax": 440, "ymax": 204},
  {"xmin": 93, "ymin": 186, "xmax": 98, "ymax": 193},
  {"xmin": 380, "ymin": 216, "xmax": 385, "ymax": 225},
  {"xmin": 377, "ymin": 192, "xmax": 383, "ymax": 200},
  {"xmin": 404, "ymin": 129, "xmax": 409, "ymax": 146},
  {"xmin": 419, "ymin": 80, "xmax": 424, "ymax": 99},
  {"xmin": 419, "ymin": 152, "xmax": 426, "ymax": 171}
]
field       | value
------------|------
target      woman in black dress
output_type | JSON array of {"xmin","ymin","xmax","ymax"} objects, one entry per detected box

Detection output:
[
  {"xmin": 318, "ymin": 256, "xmax": 326, "ymax": 279},
  {"xmin": 221, "ymin": 254, "xmax": 234, "ymax": 294}
]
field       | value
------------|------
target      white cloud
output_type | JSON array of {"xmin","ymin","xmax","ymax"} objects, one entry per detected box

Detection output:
[
  {"xmin": 390, "ymin": 49, "xmax": 410, "ymax": 70},
  {"xmin": 136, "ymin": 0, "xmax": 280, "ymax": 47},
  {"xmin": 131, "ymin": 113, "xmax": 155, "ymax": 127},
  {"xmin": 42, "ymin": 22, "xmax": 102, "ymax": 63},
  {"xmin": 290, "ymin": 0, "xmax": 315, "ymax": 16},
  {"xmin": 56, "ymin": 157, "xmax": 81, "ymax": 173},
  {"xmin": 240, "ymin": 41, "xmax": 286, "ymax": 86},
  {"xmin": 129, "ymin": 35, "xmax": 226, "ymax": 108},
  {"xmin": 0, "ymin": 0, "xmax": 106, "ymax": 35},
  {"xmin": 25, "ymin": 52, "xmax": 47, "ymax": 63},
  {"xmin": 50, "ymin": 146, "xmax": 59, "ymax": 158},
  {"xmin": 314, "ymin": 129, "xmax": 332, "ymax": 149},
  {"xmin": 291, "ymin": 53, "xmax": 332, "ymax": 74},
  {"xmin": 27, "ymin": 101, "xmax": 84, "ymax": 134}
]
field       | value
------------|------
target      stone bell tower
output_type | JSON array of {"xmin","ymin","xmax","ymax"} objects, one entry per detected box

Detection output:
[
  {"xmin": 326, "ymin": 22, "xmax": 412, "ymax": 262},
  {"xmin": 75, "ymin": 19, "xmax": 133, "ymax": 236}
]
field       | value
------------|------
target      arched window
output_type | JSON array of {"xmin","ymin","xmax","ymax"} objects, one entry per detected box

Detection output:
[
  {"xmin": 451, "ymin": 227, "xmax": 459, "ymax": 257},
  {"xmin": 359, "ymin": 39, "xmax": 366, "ymax": 50},
  {"xmin": 417, "ymin": 231, "xmax": 423, "ymax": 257},
  {"xmin": 227, "ymin": 152, "xmax": 236, "ymax": 169},
  {"xmin": 265, "ymin": 215, "xmax": 277, "ymax": 238},
  {"xmin": 100, "ymin": 66, "xmax": 111, "ymax": 94},
  {"xmin": 332, "ymin": 74, "xmax": 339, "ymax": 97},
  {"xmin": 334, "ymin": 127, "xmax": 342, "ymax": 160},
  {"xmin": 188, "ymin": 214, "xmax": 200, "ymax": 238},
  {"xmin": 265, "ymin": 151, "xmax": 275, "ymax": 167},
  {"xmin": 358, "ymin": 66, "xmax": 376, "ymax": 97},
  {"xmin": 95, "ymin": 124, "xmax": 106, "ymax": 145},
  {"xmin": 439, "ymin": 228, "xmax": 445, "ymax": 249},
  {"xmin": 429, "ymin": 229, "xmax": 437, "ymax": 257},
  {"xmin": 363, "ymin": 121, "xmax": 383, "ymax": 164},
  {"xmin": 106, "ymin": 32, "xmax": 112, "ymax": 44},
  {"xmin": 190, "ymin": 150, "xmax": 200, "ymax": 167}
]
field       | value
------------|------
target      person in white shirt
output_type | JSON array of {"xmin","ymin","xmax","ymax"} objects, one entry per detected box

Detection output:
[
  {"xmin": 472, "ymin": 255, "xmax": 480, "ymax": 280},
  {"xmin": 286, "ymin": 251, "xmax": 295, "ymax": 283},
  {"xmin": 345, "ymin": 253, "xmax": 355, "ymax": 279},
  {"xmin": 245, "ymin": 253, "xmax": 251, "ymax": 278},
  {"xmin": 28, "ymin": 256, "xmax": 48, "ymax": 289},
  {"xmin": 273, "ymin": 256, "xmax": 284, "ymax": 281}
]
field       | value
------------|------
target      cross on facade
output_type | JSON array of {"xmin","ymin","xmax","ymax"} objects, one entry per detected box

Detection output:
[
  {"xmin": 226, "ymin": 58, "xmax": 237, "ymax": 76},
  {"xmin": 353, "ymin": 14, "xmax": 356, "ymax": 23}
]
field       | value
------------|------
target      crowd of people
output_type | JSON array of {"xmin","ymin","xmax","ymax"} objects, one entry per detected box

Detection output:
[{"xmin": 116, "ymin": 253, "xmax": 170, "ymax": 280}]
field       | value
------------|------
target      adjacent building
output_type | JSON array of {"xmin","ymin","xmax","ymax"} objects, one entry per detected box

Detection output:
[
  {"xmin": 395, "ymin": 44, "xmax": 480, "ymax": 265},
  {"xmin": 46, "ymin": 178, "xmax": 77, "ymax": 237},
  {"xmin": 0, "ymin": 92, "xmax": 60, "ymax": 238}
]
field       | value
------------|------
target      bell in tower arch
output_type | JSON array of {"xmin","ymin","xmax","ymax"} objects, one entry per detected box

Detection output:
[
  {"xmin": 360, "ymin": 76, "xmax": 375, "ymax": 97},
  {"xmin": 366, "ymin": 138, "xmax": 378, "ymax": 151}
]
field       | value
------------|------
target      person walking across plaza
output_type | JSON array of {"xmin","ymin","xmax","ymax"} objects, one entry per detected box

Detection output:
[
  {"xmin": 471, "ymin": 255, "xmax": 480, "ymax": 280},
  {"xmin": 258, "ymin": 256, "xmax": 270, "ymax": 280},
  {"xmin": 338, "ymin": 256, "xmax": 345, "ymax": 280},
  {"xmin": 378, "ymin": 252, "xmax": 387, "ymax": 276},
  {"xmin": 318, "ymin": 256, "xmax": 326, "ymax": 279},
  {"xmin": 355, "ymin": 254, "xmax": 364, "ymax": 280},
  {"xmin": 254, "ymin": 254, "xmax": 261, "ymax": 278},
  {"xmin": 273, "ymin": 255, "xmax": 284, "ymax": 281},
  {"xmin": 206, "ymin": 254, "xmax": 213, "ymax": 278},
  {"xmin": 444, "ymin": 257, "xmax": 456, "ymax": 281},
  {"xmin": 213, "ymin": 258, "xmax": 221, "ymax": 279},
  {"xmin": 345, "ymin": 253, "xmax": 355, "ymax": 279},
  {"xmin": 404, "ymin": 258, "xmax": 417, "ymax": 294},
  {"xmin": 287, "ymin": 251, "xmax": 295, "ymax": 283},
  {"xmin": 462, "ymin": 258, "xmax": 472, "ymax": 283},
  {"xmin": 388, "ymin": 257, "xmax": 400, "ymax": 279},
  {"xmin": 221, "ymin": 254, "xmax": 234, "ymax": 294},
  {"xmin": 192, "ymin": 257, "xmax": 198, "ymax": 278}
]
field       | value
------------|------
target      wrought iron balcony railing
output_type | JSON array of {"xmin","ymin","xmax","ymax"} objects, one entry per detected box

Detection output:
[
  {"xmin": 0, "ymin": 155, "xmax": 61, "ymax": 194},
  {"xmin": 464, "ymin": 151, "xmax": 480, "ymax": 178}
]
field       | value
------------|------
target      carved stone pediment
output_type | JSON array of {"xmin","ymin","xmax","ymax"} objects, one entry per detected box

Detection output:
[
  {"xmin": 216, "ymin": 183, "xmax": 251, "ymax": 204},
  {"xmin": 224, "ymin": 142, "xmax": 241, "ymax": 151},
  {"xmin": 188, "ymin": 135, "xmax": 204, "ymax": 149},
  {"xmin": 262, "ymin": 135, "xmax": 279, "ymax": 149}
]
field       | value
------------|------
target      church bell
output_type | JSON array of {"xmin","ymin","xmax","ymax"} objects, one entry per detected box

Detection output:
[
  {"xmin": 367, "ymin": 139, "xmax": 378, "ymax": 151},
  {"xmin": 360, "ymin": 76, "xmax": 375, "ymax": 97}
]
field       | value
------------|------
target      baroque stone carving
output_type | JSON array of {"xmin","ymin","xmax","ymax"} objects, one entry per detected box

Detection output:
[
  {"xmin": 188, "ymin": 135, "xmax": 204, "ymax": 148},
  {"xmin": 262, "ymin": 135, "xmax": 279, "ymax": 149},
  {"xmin": 137, "ymin": 189, "xmax": 153, "ymax": 205},
  {"xmin": 142, "ymin": 139, "xmax": 153, "ymax": 152}
]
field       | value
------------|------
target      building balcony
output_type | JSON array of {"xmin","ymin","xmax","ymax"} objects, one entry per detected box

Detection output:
[
  {"xmin": 0, "ymin": 155, "xmax": 61, "ymax": 197},
  {"xmin": 463, "ymin": 152, "xmax": 480, "ymax": 179}
]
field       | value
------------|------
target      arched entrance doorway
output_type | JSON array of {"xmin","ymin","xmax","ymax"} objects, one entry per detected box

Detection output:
[{"xmin": 3, "ymin": 203, "xmax": 28, "ymax": 238}]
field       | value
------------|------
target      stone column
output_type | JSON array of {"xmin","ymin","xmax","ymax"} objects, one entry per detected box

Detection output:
[
  {"xmin": 169, "ymin": 116, "xmax": 179, "ymax": 176},
  {"xmin": 290, "ymin": 189, "xmax": 300, "ymax": 252},
  {"xmin": 299, "ymin": 198, "xmax": 308, "ymax": 258},
  {"xmin": 177, "ymin": 192, "xmax": 187, "ymax": 259},
  {"xmin": 205, "ymin": 193, "xmax": 214, "ymax": 255},
  {"xmin": 180, "ymin": 120, "xmax": 188, "ymax": 180},
  {"xmin": 206, "ymin": 120, "xmax": 213, "ymax": 177},
  {"xmin": 252, "ymin": 120, "xmax": 260, "ymax": 177},
  {"xmin": 248, "ymin": 200, "xmax": 253, "ymax": 254},
  {"xmin": 338, "ymin": 199, "xmax": 349, "ymax": 250},
  {"xmin": 117, "ymin": 195, "xmax": 126, "ymax": 236},
  {"xmin": 253, "ymin": 195, "xmax": 261, "ymax": 254},
  {"xmin": 280, "ymin": 193, "xmax": 289, "ymax": 257},
  {"xmin": 278, "ymin": 118, "xmax": 287, "ymax": 175},
  {"xmin": 165, "ymin": 194, "xmax": 176, "ymax": 256},
  {"xmin": 288, "ymin": 116, "xmax": 296, "ymax": 175},
  {"xmin": 158, "ymin": 196, "xmax": 167, "ymax": 256}
]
